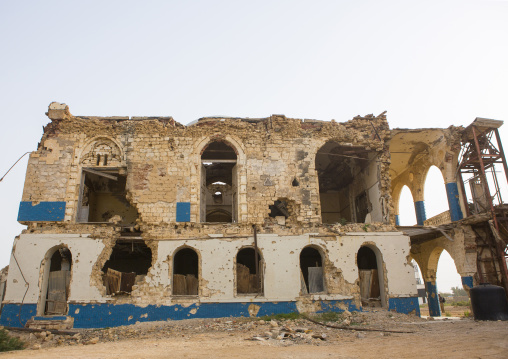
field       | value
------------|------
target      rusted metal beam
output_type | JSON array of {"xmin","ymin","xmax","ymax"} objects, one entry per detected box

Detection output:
[{"xmin": 494, "ymin": 128, "xmax": 508, "ymax": 184}]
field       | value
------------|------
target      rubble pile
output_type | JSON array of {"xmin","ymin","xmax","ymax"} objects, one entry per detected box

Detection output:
[{"xmin": 1, "ymin": 309, "xmax": 433, "ymax": 350}]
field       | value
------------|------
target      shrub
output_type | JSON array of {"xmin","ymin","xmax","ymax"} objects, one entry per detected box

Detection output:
[
  {"xmin": 260, "ymin": 312, "xmax": 301, "ymax": 321},
  {"xmin": 0, "ymin": 329, "xmax": 25, "ymax": 352},
  {"xmin": 314, "ymin": 311, "xmax": 343, "ymax": 322}
]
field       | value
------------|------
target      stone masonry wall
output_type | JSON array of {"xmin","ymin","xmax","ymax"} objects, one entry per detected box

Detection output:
[{"xmin": 20, "ymin": 104, "xmax": 393, "ymax": 240}]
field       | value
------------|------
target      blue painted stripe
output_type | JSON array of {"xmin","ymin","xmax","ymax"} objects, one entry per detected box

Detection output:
[
  {"xmin": 414, "ymin": 201, "xmax": 426, "ymax": 226},
  {"xmin": 388, "ymin": 297, "xmax": 420, "ymax": 316},
  {"xmin": 1, "ymin": 300, "xmax": 360, "ymax": 329},
  {"xmin": 395, "ymin": 214, "xmax": 400, "ymax": 226},
  {"xmin": 176, "ymin": 202, "xmax": 191, "ymax": 222},
  {"xmin": 18, "ymin": 201, "xmax": 66, "ymax": 222},
  {"xmin": 461, "ymin": 276, "xmax": 474, "ymax": 290},
  {"xmin": 0, "ymin": 303, "xmax": 37, "ymax": 327},
  {"xmin": 445, "ymin": 182, "xmax": 463, "ymax": 221},
  {"xmin": 426, "ymin": 281, "xmax": 441, "ymax": 317}
]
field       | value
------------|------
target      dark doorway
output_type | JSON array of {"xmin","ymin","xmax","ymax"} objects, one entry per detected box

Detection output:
[
  {"xmin": 173, "ymin": 248, "xmax": 199, "ymax": 295},
  {"xmin": 300, "ymin": 247, "xmax": 325, "ymax": 294}
]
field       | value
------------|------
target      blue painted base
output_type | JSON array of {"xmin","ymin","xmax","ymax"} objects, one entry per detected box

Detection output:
[
  {"xmin": 395, "ymin": 214, "xmax": 400, "ymax": 226},
  {"xmin": 1, "ymin": 300, "xmax": 361, "ymax": 329},
  {"xmin": 0, "ymin": 304, "xmax": 37, "ymax": 327},
  {"xmin": 388, "ymin": 297, "xmax": 420, "ymax": 316},
  {"xmin": 426, "ymin": 281, "xmax": 441, "ymax": 317},
  {"xmin": 446, "ymin": 182, "xmax": 463, "ymax": 222},
  {"xmin": 414, "ymin": 201, "xmax": 427, "ymax": 226},
  {"xmin": 461, "ymin": 276, "xmax": 474, "ymax": 290}
]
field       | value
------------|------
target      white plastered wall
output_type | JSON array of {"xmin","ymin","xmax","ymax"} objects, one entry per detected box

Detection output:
[
  {"xmin": 4, "ymin": 234, "xmax": 106, "ymax": 304},
  {"xmin": 4, "ymin": 232, "xmax": 416, "ymax": 306}
]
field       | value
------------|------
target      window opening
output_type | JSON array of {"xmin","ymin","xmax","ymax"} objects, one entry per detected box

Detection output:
[
  {"xmin": 300, "ymin": 247, "xmax": 324, "ymax": 294},
  {"xmin": 236, "ymin": 248, "xmax": 263, "ymax": 295},
  {"xmin": 292, "ymin": 177, "xmax": 300, "ymax": 187},
  {"xmin": 201, "ymin": 141, "xmax": 238, "ymax": 223},
  {"xmin": 102, "ymin": 240, "xmax": 152, "ymax": 295},
  {"xmin": 77, "ymin": 168, "xmax": 138, "ymax": 225},
  {"xmin": 315, "ymin": 142, "xmax": 372, "ymax": 224},
  {"xmin": 173, "ymin": 248, "xmax": 199, "ymax": 295},
  {"xmin": 357, "ymin": 246, "xmax": 381, "ymax": 307},
  {"xmin": 269, "ymin": 200, "xmax": 289, "ymax": 218},
  {"xmin": 44, "ymin": 248, "xmax": 72, "ymax": 315}
]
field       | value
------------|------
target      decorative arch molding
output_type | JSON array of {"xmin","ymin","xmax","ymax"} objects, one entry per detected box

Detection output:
[
  {"xmin": 193, "ymin": 135, "xmax": 246, "ymax": 161},
  {"xmin": 78, "ymin": 136, "xmax": 125, "ymax": 167}
]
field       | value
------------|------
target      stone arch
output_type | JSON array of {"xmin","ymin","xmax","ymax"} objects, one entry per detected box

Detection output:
[
  {"xmin": 357, "ymin": 243, "xmax": 387, "ymax": 308},
  {"xmin": 194, "ymin": 135, "xmax": 246, "ymax": 161},
  {"xmin": 300, "ymin": 245, "xmax": 326, "ymax": 294},
  {"xmin": 38, "ymin": 245, "xmax": 72, "ymax": 316},
  {"xmin": 172, "ymin": 246, "xmax": 200, "ymax": 296},
  {"xmin": 78, "ymin": 136, "xmax": 125, "ymax": 167}
]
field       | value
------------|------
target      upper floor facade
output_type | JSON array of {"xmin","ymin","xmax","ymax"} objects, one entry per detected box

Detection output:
[{"xmin": 18, "ymin": 103, "xmax": 394, "ymax": 237}]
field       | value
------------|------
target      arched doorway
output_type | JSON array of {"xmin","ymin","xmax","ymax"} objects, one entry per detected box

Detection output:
[
  {"xmin": 173, "ymin": 247, "xmax": 199, "ymax": 296},
  {"xmin": 357, "ymin": 245, "xmax": 386, "ymax": 307},
  {"xmin": 39, "ymin": 246, "xmax": 72, "ymax": 316},
  {"xmin": 201, "ymin": 141, "xmax": 238, "ymax": 223},
  {"xmin": 236, "ymin": 248, "xmax": 263, "ymax": 295},
  {"xmin": 300, "ymin": 246, "xmax": 325, "ymax": 294}
]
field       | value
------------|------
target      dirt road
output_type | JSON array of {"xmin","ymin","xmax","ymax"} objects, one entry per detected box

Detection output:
[{"xmin": 2, "ymin": 310, "xmax": 507, "ymax": 358}]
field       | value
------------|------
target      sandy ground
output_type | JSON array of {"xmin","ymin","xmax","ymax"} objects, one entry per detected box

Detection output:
[{"xmin": 1, "ymin": 308, "xmax": 507, "ymax": 359}]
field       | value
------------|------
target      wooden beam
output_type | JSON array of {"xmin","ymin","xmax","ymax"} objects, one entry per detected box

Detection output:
[{"xmin": 83, "ymin": 168, "xmax": 118, "ymax": 181}]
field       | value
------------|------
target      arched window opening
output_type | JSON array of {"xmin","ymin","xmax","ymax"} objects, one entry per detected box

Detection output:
[
  {"xmin": 300, "ymin": 247, "xmax": 325, "ymax": 294},
  {"xmin": 436, "ymin": 250, "xmax": 463, "ymax": 301},
  {"xmin": 201, "ymin": 141, "xmax": 237, "ymax": 223},
  {"xmin": 236, "ymin": 248, "xmax": 263, "ymax": 295},
  {"xmin": 102, "ymin": 240, "xmax": 152, "ymax": 295},
  {"xmin": 43, "ymin": 247, "xmax": 72, "ymax": 315},
  {"xmin": 357, "ymin": 246, "xmax": 383, "ymax": 307},
  {"xmin": 411, "ymin": 259, "xmax": 427, "ymax": 308},
  {"xmin": 77, "ymin": 140, "xmax": 138, "ymax": 225},
  {"xmin": 398, "ymin": 185, "xmax": 417, "ymax": 226},
  {"xmin": 424, "ymin": 166, "xmax": 449, "ymax": 221},
  {"xmin": 173, "ymin": 248, "xmax": 199, "ymax": 296},
  {"xmin": 315, "ymin": 142, "xmax": 373, "ymax": 224}
]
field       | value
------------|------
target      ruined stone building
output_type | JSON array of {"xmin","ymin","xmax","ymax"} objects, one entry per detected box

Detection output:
[{"xmin": 0, "ymin": 103, "xmax": 507, "ymax": 329}]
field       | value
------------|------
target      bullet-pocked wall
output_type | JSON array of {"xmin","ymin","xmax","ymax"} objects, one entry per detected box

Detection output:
[{"xmin": 1, "ymin": 103, "xmax": 423, "ymax": 329}]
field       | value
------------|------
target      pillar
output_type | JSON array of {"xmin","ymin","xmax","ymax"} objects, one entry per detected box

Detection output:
[
  {"xmin": 445, "ymin": 182, "xmax": 463, "ymax": 221},
  {"xmin": 395, "ymin": 214, "xmax": 400, "ymax": 226},
  {"xmin": 461, "ymin": 276, "xmax": 474, "ymax": 290},
  {"xmin": 414, "ymin": 201, "xmax": 426, "ymax": 226},
  {"xmin": 426, "ymin": 281, "xmax": 441, "ymax": 317}
]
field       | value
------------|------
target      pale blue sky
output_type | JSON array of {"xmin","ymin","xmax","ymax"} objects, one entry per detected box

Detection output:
[{"xmin": 1, "ymin": 0, "xmax": 507, "ymax": 293}]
